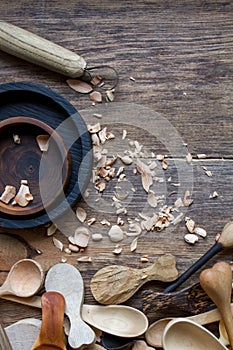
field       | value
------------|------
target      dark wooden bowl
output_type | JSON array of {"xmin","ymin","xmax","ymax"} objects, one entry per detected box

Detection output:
[{"xmin": 0, "ymin": 116, "xmax": 71, "ymax": 216}]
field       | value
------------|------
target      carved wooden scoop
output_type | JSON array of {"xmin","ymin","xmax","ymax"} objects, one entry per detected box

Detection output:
[
  {"xmin": 31, "ymin": 291, "xmax": 66, "ymax": 350},
  {"xmin": 90, "ymin": 254, "xmax": 178, "ymax": 304},
  {"xmin": 200, "ymin": 261, "xmax": 233, "ymax": 350}
]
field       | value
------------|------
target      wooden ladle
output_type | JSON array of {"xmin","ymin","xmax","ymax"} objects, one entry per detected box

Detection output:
[
  {"xmin": 200, "ymin": 261, "xmax": 233, "ymax": 350},
  {"xmin": 90, "ymin": 253, "xmax": 178, "ymax": 305},
  {"xmin": 0, "ymin": 259, "xmax": 44, "ymax": 297},
  {"xmin": 31, "ymin": 291, "xmax": 66, "ymax": 350}
]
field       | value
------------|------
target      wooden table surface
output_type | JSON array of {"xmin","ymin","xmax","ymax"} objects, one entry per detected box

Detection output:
[{"xmin": 1, "ymin": 0, "xmax": 233, "ymax": 347}]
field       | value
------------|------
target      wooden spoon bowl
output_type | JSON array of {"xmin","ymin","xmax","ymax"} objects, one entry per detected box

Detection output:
[{"xmin": 0, "ymin": 116, "xmax": 71, "ymax": 216}]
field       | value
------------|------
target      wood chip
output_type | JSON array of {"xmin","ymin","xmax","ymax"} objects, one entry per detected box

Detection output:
[
  {"xmin": 108, "ymin": 225, "xmax": 124, "ymax": 242},
  {"xmin": 0, "ymin": 185, "xmax": 16, "ymax": 204},
  {"xmin": 112, "ymin": 245, "xmax": 122, "ymax": 255},
  {"xmin": 76, "ymin": 207, "xmax": 87, "ymax": 222},
  {"xmin": 130, "ymin": 237, "xmax": 138, "ymax": 252},
  {"xmin": 147, "ymin": 192, "xmax": 158, "ymax": 208},
  {"xmin": 186, "ymin": 153, "xmax": 192, "ymax": 164},
  {"xmin": 77, "ymin": 256, "xmax": 92, "ymax": 263},
  {"xmin": 183, "ymin": 190, "xmax": 194, "ymax": 206},
  {"xmin": 106, "ymin": 89, "xmax": 115, "ymax": 102},
  {"xmin": 194, "ymin": 227, "xmax": 207, "ymax": 238},
  {"xmin": 92, "ymin": 233, "xmax": 103, "ymax": 242},
  {"xmin": 47, "ymin": 223, "xmax": 57, "ymax": 236},
  {"xmin": 184, "ymin": 233, "xmax": 198, "ymax": 244},
  {"xmin": 66, "ymin": 79, "xmax": 93, "ymax": 93},
  {"xmin": 53, "ymin": 237, "xmax": 63, "ymax": 251},
  {"xmin": 13, "ymin": 134, "xmax": 20, "ymax": 144},
  {"xmin": 89, "ymin": 91, "xmax": 102, "ymax": 103},
  {"xmin": 74, "ymin": 226, "xmax": 90, "ymax": 248},
  {"xmin": 12, "ymin": 182, "xmax": 33, "ymax": 207},
  {"xmin": 88, "ymin": 123, "xmax": 101, "ymax": 133},
  {"xmin": 36, "ymin": 135, "xmax": 50, "ymax": 152},
  {"xmin": 185, "ymin": 218, "xmax": 195, "ymax": 233}
]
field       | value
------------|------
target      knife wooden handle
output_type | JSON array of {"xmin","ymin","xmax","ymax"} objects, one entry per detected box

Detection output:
[{"xmin": 0, "ymin": 21, "xmax": 86, "ymax": 77}]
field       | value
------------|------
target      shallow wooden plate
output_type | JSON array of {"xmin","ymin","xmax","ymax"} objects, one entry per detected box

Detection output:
[
  {"xmin": 0, "ymin": 116, "xmax": 71, "ymax": 216},
  {"xmin": 0, "ymin": 82, "xmax": 92, "ymax": 229}
]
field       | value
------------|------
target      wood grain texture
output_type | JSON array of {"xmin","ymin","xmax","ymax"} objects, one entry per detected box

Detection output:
[{"xmin": 0, "ymin": 1, "xmax": 233, "ymax": 345}]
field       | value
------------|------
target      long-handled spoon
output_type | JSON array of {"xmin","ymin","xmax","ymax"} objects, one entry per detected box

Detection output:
[
  {"xmin": 162, "ymin": 318, "xmax": 228, "ymax": 350},
  {"xmin": 0, "ymin": 323, "xmax": 13, "ymax": 350},
  {"xmin": 145, "ymin": 304, "xmax": 233, "ymax": 348},
  {"xmin": 200, "ymin": 261, "xmax": 233, "ymax": 349},
  {"xmin": 90, "ymin": 254, "xmax": 178, "ymax": 305},
  {"xmin": 0, "ymin": 259, "xmax": 44, "ymax": 297},
  {"xmin": 143, "ymin": 221, "xmax": 233, "ymax": 317},
  {"xmin": 0, "ymin": 294, "xmax": 148, "ymax": 338},
  {"xmin": 31, "ymin": 291, "xmax": 66, "ymax": 350}
]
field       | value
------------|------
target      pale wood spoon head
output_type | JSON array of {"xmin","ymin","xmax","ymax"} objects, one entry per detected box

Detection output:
[{"xmin": 0, "ymin": 259, "xmax": 44, "ymax": 297}]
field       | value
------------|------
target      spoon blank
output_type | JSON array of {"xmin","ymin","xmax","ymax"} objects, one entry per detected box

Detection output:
[
  {"xmin": 200, "ymin": 261, "xmax": 233, "ymax": 349},
  {"xmin": 90, "ymin": 254, "xmax": 178, "ymax": 305}
]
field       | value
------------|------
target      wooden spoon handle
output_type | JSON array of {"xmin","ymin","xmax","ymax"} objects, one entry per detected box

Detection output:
[
  {"xmin": 31, "ymin": 292, "xmax": 66, "ymax": 350},
  {"xmin": 0, "ymin": 21, "xmax": 86, "ymax": 78},
  {"xmin": 0, "ymin": 324, "xmax": 13, "ymax": 350},
  {"xmin": 200, "ymin": 262, "xmax": 233, "ymax": 349}
]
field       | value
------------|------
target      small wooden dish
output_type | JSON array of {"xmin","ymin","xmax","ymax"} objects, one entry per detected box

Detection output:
[{"xmin": 0, "ymin": 116, "xmax": 71, "ymax": 216}]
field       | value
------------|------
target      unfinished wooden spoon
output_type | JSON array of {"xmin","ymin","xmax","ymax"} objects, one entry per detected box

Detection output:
[
  {"xmin": 145, "ymin": 304, "xmax": 233, "ymax": 348},
  {"xmin": 162, "ymin": 318, "xmax": 228, "ymax": 350},
  {"xmin": 90, "ymin": 254, "xmax": 178, "ymax": 305},
  {"xmin": 0, "ymin": 259, "xmax": 44, "ymax": 297},
  {"xmin": 200, "ymin": 261, "xmax": 233, "ymax": 349},
  {"xmin": 0, "ymin": 323, "xmax": 13, "ymax": 350},
  {"xmin": 5, "ymin": 318, "xmax": 41, "ymax": 350},
  {"xmin": 31, "ymin": 291, "xmax": 66, "ymax": 350},
  {"xmin": 45, "ymin": 263, "xmax": 95, "ymax": 349}
]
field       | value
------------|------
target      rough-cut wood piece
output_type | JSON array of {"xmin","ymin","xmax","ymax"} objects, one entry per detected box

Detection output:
[
  {"xmin": 5, "ymin": 318, "xmax": 41, "ymax": 350},
  {"xmin": 0, "ymin": 21, "xmax": 86, "ymax": 77},
  {"xmin": 0, "ymin": 323, "xmax": 13, "ymax": 350},
  {"xmin": 200, "ymin": 262, "xmax": 233, "ymax": 349},
  {"xmin": 90, "ymin": 254, "xmax": 178, "ymax": 305},
  {"xmin": 31, "ymin": 291, "xmax": 66, "ymax": 350},
  {"xmin": 45, "ymin": 263, "xmax": 95, "ymax": 349}
]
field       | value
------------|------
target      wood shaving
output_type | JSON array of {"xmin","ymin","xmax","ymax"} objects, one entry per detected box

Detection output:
[
  {"xmin": 36, "ymin": 135, "xmax": 49, "ymax": 152},
  {"xmin": 47, "ymin": 223, "xmax": 57, "ymax": 236},
  {"xmin": 210, "ymin": 191, "xmax": 219, "ymax": 198},
  {"xmin": 122, "ymin": 129, "xmax": 127, "ymax": 140},
  {"xmin": 0, "ymin": 185, "xmax": 16, "ymax": 204},
  {"xmin": 76, "ymin": 207, "xmax": 87, "ymax": 222},
  {"xmin": 66, "ymin": 79, "xmax": 93, "ymax": 94},
  {"xmin": 12, "ymin": 181, "xmax": 33, "ymax": 207},
  {"xmin": 112, "ymin": 245, "xmax": 122, "ymax": 255},
  {"xmin": 68, "ymin": 244, "xmax": 80, "ymax": 253},
  {"xmin": 197, "ymin": 153, "xmax": 207, "ymax": 159},
  {"xmin": 89, "ymin": 91, "xmax": 102, "ymax": 103},
  {"xmin": 186, "ymin": 152, "xmax": 192, "ymax": 164},
  {"xmin": 141, "ymin": 256, "xmax": 149, "ymax": 263},
  {"xmin": 74, "ymin": 226, "xmax": 90, "ymax": 248},
  {"xmin": 119, "ymin": 155, "xmax": 133, "ymax": 165},
  {"xmin": 185, "ymin": 217, "xmax": 195, "ymax": 233},
  {"xmin": 77, "ymin": 256, "xmax": 92, "ymax": 263},
  {"xmin": 108, "ymin": 225, "xmax": 124, "ymax": 242},
  {"xmin": 183, "ymin": 190, "xmax": 194, "ymax": 206},
  {"xmin": 92, "ymin": 233, "xmax": 103, "ymax": 241},
  {"xmin": 147, "ymin": 192, "xmax": 158, "ymax": 208},
  {"xmin": 130, "ymin": 237, "xmax": 138, "ymax": 252},
  {"xmin": 184, "ymin": 233, "xmax": 198, "ymax": 245},
  {"xmin": 88, "ymin": 123, "xmax": 101, "ymax": 134},
  {"xmin": 64, "ymin": 248, "xmax": 72, "ymax": 255},
  {"xmin": 13, "ymin": 134, "xmax": 20, "ymax": 144},
  {"xmin": 106, "ymin": 89, "xmax": 115, "ymax": 102},
  {"xmin": 194, "ymin": 227, "xmax": 207, "ymax": 238},
  {"xmin": 53, "ymin": 237, "xmax": 63, "ymax": 251}
]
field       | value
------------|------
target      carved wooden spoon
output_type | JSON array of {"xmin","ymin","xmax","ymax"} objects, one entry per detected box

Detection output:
[
  {"xmin": 31, "ymin": 291, "xmax": 66, "ymax": 350},
  {"xmin": 200, "ymin": 261, "xmax": 233, "ymax": 349},
  {"xmin": 145, "ymin": 304, "xmax": 233, "ymax": 348},
  {"xmin": 0, "ymin": 259, "xmax": 44, "ymax": 297},
  {"xmin": 90, "ymin": 254, "xmax": 178, "ymax": 305}
]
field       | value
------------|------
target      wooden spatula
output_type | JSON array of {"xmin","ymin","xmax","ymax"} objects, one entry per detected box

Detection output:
[
  {"xmin": 90, "ymin": 254, "xmax": 178, "ymax": 304},
  {"xmin": 31, "ymin": 291, "xmax": 66, "ymax": 350}
]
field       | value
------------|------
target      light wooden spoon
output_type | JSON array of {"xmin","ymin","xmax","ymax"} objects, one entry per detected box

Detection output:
[
  {"xmin": 162, "ymin": 318, "xmax": 228, "ymax": 350},
  {"xmin": 90, "ymin": 254, "xmax": 178, "ymax": 305},
  {"xmin": 1, "ymin": 295, "xmax": 148, "ymax": 338},
  {"xmin": 200, "ymin": 261, "xmax": 233, "ymax": 349},
  {"xmin": 145, "ymin": 304, "xmax": 233, "ymax": 348},
  {"xmin": 0, "ymin": 259, "xmax": 44, "ymax": 297},
  {"xmin": 31, "ymin": 291, "xmax": 66, "ymax": 350}
]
